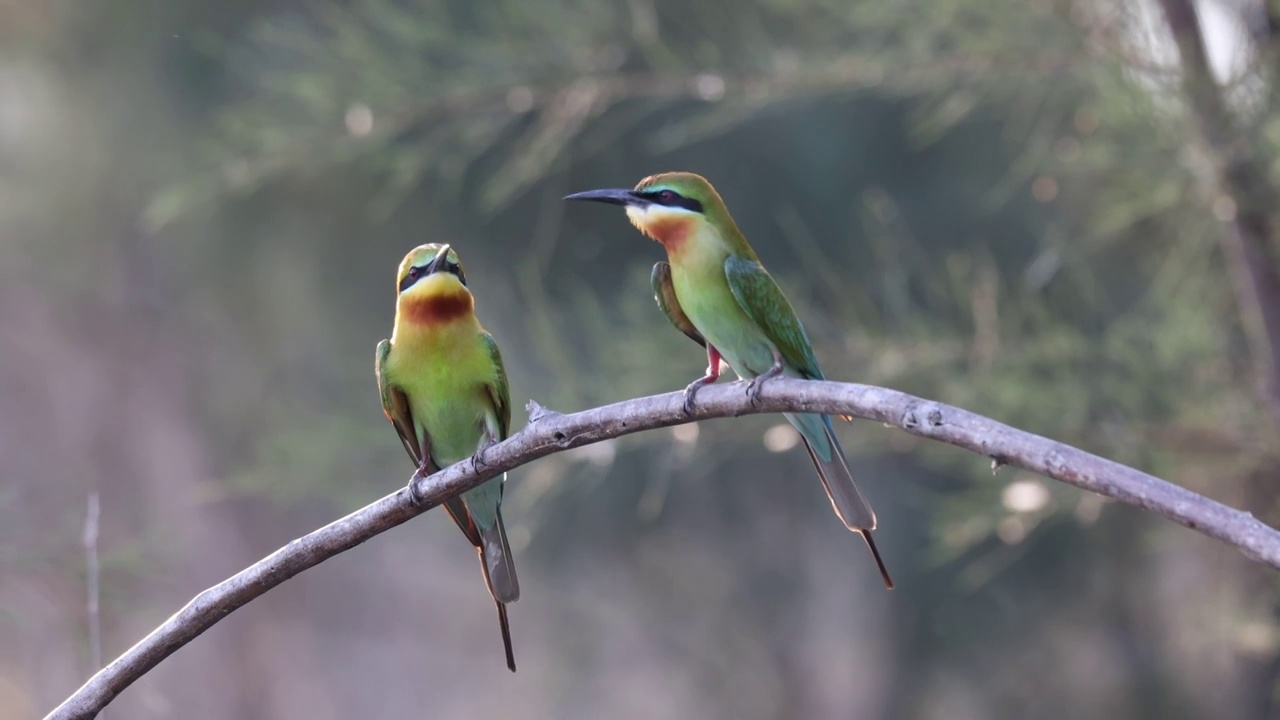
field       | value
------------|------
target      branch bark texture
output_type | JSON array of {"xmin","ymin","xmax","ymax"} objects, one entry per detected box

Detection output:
[{"xmin": 46, "ymin": 378, "xmax": 1280, "ymax": 719}]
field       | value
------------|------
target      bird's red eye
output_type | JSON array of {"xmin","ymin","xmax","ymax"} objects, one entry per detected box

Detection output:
[
  {"xmin": 658, "ymin": 190, "xmax": 677, "ymax": 203},
  {"xmin": 408, "ymin": 266, "xmax": 421, "ymax": 279}
]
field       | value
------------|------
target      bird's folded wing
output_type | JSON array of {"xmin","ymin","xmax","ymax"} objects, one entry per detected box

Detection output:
[
  {"xmin": 722, "ymin": 255, "xmax": 823, "ymax": 379},
  {"xmin": 651, "ymin": 261, "xmax": 707, "ymax": 347}
]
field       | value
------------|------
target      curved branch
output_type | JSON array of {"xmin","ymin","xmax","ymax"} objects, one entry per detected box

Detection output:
[{"xmin": 46, "ymin": 378, "xmax": 1280, "ymax": 719}]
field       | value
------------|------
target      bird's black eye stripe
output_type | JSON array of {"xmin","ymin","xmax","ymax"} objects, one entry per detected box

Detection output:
[
  {"xmin": 447, "ymin": 261, "xmax": 467, "ymax": 286},
  {"xmin": 399, "ymin": 267, "xmax": 420, "ymax": 292},
  {"xmin": 640, "ymin": 189, "xmax": 703, "ymax": 213},
  {"xmin": 399, "ymin": 256, "xmax": 467, "ymax": 292}
]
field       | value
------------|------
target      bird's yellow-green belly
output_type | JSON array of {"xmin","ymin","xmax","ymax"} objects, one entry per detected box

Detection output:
[
  {"xmin": 388, "ymin": 337, "xmax": 495, "ymax": 466},
  {"xmin": 671, "ymin": 263, "xmax": 776, "ymax": 378}
]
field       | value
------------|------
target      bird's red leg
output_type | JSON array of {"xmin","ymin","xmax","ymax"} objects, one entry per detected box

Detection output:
[
  {"xmin": 682, "ymin": 344, "xmax": 723, "ymax": 415},
  {"xmin": 745, "ymin": 348, "xmax": 785, "ymax": 406}
]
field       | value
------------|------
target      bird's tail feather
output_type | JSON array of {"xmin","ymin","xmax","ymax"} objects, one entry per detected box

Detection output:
[
  {"xmin": 474, "ymin": 513, "xmax": 519, "ymax": 673},
  {"xmin": 446, "ymin": 492, "xmax": 520, "ymax": 671},
  {"xmin": 477, "ymin": 509, "xmax": 520, "ymax": 605},
  {"xmin": 494, "ymin": 595, "xmax": 516, "ymax": 672},
  {"xmin": 788, "ymin": 412, "xmax": 894, "ymax": 589}
]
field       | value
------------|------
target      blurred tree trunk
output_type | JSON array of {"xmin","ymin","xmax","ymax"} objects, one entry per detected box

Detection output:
[
  {"xmin": 1159, "ymin": 3, "xmax": 1280, "ymax": 713},
  {"xmin": 1158, "ymin": 0, "xmax": 1280, "ymax": 431}
]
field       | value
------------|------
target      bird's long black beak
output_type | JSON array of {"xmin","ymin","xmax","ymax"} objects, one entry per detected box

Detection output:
[
  {"xmin": 563, "ymin": 188, "xmax": 646, "ymax": 207},
  {"xmin": 425, "ymin": 243, "xmax": 453, "ymax": 275}
]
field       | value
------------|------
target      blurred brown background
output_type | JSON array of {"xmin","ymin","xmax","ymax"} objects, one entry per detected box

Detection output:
[{"xmin": 3, "ymin": 0, "xmax": 1280, "ymax": 718}]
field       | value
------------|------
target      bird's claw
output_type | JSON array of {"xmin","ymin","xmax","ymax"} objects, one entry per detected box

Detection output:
[
  {"xmin": 682, "ymin": 379, "xmax": 709, "ymax": 416},
  {"xmin": 744, "ymin": 376, "xmax": 768, "ymax": 407},
  {"xmin": 470, "ymin": 439, "xmax": 495, "ymax": 474},
  {"xmin": 745, "ymin": 362, "xmax": 783, "ymax": 407},
  {"xmin": 407, "ymin": 466, "xmax": 429, "ymax": 508}
]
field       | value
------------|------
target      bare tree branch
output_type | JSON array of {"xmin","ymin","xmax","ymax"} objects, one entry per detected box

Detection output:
[{"xmin": 45, "ymin": 378, "xmax": 1280, "ymax": 719}]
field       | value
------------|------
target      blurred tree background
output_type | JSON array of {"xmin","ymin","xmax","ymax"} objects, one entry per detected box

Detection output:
[{"xmin": 3, "ymin": 0, "xmax": 1280, "ymax": 717}]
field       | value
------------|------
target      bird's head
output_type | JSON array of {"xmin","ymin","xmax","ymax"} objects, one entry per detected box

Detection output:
[
  {"xmin": 397, "ymin": 243, "xmax": 467, "ymax": 295},
  {"xmin": 393, "ymin": 243, "xmax": 474, "ymax": 325},
  {"xmin": 564, "ymin": 172, "xmax": 731, "ymax": 252}
]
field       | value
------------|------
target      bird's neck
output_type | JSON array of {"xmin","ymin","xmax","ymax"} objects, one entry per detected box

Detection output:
[
  {"xmin": 627, "ymin": 203, "xmax": 759, "ymax": 273},
  {"xmin": 668, "ymin": 219, "xmax": 761, "ymax": 271},
  {"xmin": 637, "ymin": 213, "xmax": 696, "ymax": 254},
  {"xmin": 392, "ymin": 289, "xmax": 479, "ymax": 347}
]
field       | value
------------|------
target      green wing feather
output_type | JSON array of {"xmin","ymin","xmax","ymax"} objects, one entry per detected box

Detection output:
[
  {"xmin": 723, "ymin": 255, "xmax": 823, "ymax": 379},
  {"xmin": 651, "ymin": 261, "xmax": 707, "ymax": 347},
  {"xmin": 478, "ymin": 330, "xmax": 523, "ymax": 617},
  {"xmin": 480, "ymin": 331, "xmax": 512, "ymax": 441},
  {"xmin": 376, "ymin": 339, "xmax": 433, "ymax": 469}
]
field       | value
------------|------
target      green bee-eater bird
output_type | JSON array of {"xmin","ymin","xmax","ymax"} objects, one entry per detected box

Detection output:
[
  {"xmin": 565, "ymin": 172, "xmax": 893, "ymax": 589},
  {"xmin": 375, "ymin": 243, "xmax": 521, "ymax": 671}
]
